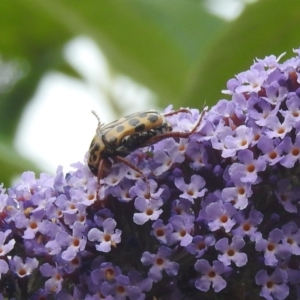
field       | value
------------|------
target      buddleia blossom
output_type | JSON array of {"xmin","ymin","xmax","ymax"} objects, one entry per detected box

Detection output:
[
  {"xmin": 40, "ymin": 263, "xmax": 64, "ymax": 294},
  {"xmin": 3, "ymin": 48, "xmax": 300, "ymax": 299},
  {"xmin": 194, "ymin": 259, "xmax": 227, "ymax": 292},
  {"xmin": 215, "ymin": 236, "xmax": 247, "ymax": 267},
  {"xmin": 9, "ymin": 256, "xmax": 39, "ymax": 278},
  {"xmin": 174, "ymin": 174, "xmax": 207, "ymax": 202},
  {"xmin": 141, "ymin": 246, "xmax": 179, "ymax": 282},
  {"xmin": 255, "ymin": 269, "xmax": 289, "ymax": 300},
  {"xmin": 185, "ymin": 235, "xmax": 216, "ymax": 258},
  {"xmin": 255, "ymin": 228, "xmax": 290, "ymax": 266},
  {"xmin": 88, "ymin": 218, "xmax": 122, "ymax": 252},
  {"xmin": 133, "ymin": 197, "xmax": 163, "ymax": 225}
]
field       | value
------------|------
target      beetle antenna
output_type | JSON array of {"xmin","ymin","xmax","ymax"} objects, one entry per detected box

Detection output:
[
  {"xmin": 91, "ymin": 110, "xmax": 104, "ymax": 132},
  {"xmin": 91, "ymin": 110, "xmax": 101, "ymax": 124}
]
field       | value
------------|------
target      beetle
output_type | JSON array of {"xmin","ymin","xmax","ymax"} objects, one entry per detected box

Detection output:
[{"xmin": 88, "ymin": 108, "xmax": 205, "ymax": 188}]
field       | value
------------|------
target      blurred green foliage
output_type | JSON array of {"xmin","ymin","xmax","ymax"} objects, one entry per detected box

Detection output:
[{"xmin": 0, "ymin": 0, "xmax": 299, "ymax": 186}]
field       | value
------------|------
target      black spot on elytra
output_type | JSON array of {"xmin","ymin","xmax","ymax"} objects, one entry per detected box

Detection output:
[
  {"xmin": 108, "ymin": 136, "xmax": 117, "ymax": 143},
  {"xmin": 128, "ymin": 118, "xmax": 140, "ymax": 127},
  {"xmin": 135, "ymin": 123, "xmax": 146, "ymax": 132},
  {"xmin": 116, "ymin": 125, "xmax": 125, "ymax": 133},
  {"xmin": 148, "ymin": 114, "xmax": 159, "ymax": 123},
  {"xmin": 89, "ymin": 143, "xmax": 100, "ymax": 162}
]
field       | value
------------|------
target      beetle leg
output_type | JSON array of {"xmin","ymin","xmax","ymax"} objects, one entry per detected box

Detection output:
[
  {"xmin": 164, "ymin": 108, "xmax": 192, "ymax": 117},
  {"xmin": 178, "ymin": 106, "xmax": 207, "ymax": 135},
  {"xmin": 115, "ymin": 155, "xmax": 151, "ymax": 196},
  {"xmin": 97, "ymin": 159, "xmax": 104, "ymax": 184},
  {"xmin": 115, "ymin": 156, "xmax": 146, "ymax": 178},
  {"xmin": 95, "ymin": 159, "xmax": 104, "ymax": 200},
  {"xmin": 144, "ymin": 107, "xmax": 207, "ymax": 144}
]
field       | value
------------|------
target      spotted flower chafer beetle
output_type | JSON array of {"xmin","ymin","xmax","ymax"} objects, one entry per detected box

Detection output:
[{"xmin": 88, "ymin": 108, "xmax": 205, "ymax": 192}]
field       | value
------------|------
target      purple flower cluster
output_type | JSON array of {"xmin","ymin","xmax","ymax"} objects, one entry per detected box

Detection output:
[{"xmin": 2, "ymin": 49, "xmax": 300, "ymax": 299}]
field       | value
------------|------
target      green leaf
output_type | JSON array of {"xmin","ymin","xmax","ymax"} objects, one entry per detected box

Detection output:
[
  {"xmin": 0, "ymin": 1, "xmax": 79, "ymax": 184},
  {"xmin": 185, "ymin": 0, "xmax": 300, "ymax": 106},
  {"xmin": 0, "ymin": 1, "xmax": 75, "ymax": 139},
  {"xmin": 0, "ymin": 0, "xmax": 224, "ymax": 138},
  {"xmin": 38, "ymin": 0, "xmax": 225, "ymax": 106}
]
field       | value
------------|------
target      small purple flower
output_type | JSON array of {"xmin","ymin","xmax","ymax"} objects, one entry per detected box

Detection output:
[
  {"xmin": 221, "ymin": 179, "xmax": 252, "ymax": 210},
  {"xmin": 255, "ymin": 228, "xmax": 290, "ymax": 266},
  {"xmin": 90, "ymin": 262, "xmax": 121, "ymax": 285},
  {"xmin": 248, "ymin": 100, "xmax": 279, "ymax": 126},
  {"xmin": 14, "ymin": 171, "xmax": 38, "ymax": 199},
  {"xmin": 228, "ymin": 149, "xmax": 266, "ymax": 183},
  {"xmin": 279, "ymin": 134, "xmax": 300, "ymax": 168},
  {"xmin": 70, "ymin": 183, "xmax": 97, "ymax": 207},
  {"xmin": 127, "ymin": 269, "xmax": 153, "ymax": 295},
  {"xmin": 235, "ymin": 68, "xmax": 268, "ymax": 94},
  {"xmin": 63, "ymin": 204, "xmax": 87, "ymax": 228},
  {"xmin": 55, "ymin": 194, "xmax": 78, "ymax": 215},
  {"xmin": 185, "ymin": 235, "xmax": 215, "ymax": 258},
  {"xmin": 257, "ymin": 136, "xmax": 283, "ymax": 165},
  {"xmin": 100, "ymin": 274, "xmax": 144, "ymax": 300},
  {"xmin": 174, "ymin": 175, "xmax": 206, "ymax": 203},
  {"xmin": 281, "ymin": 94, "xmax": 300, "ymax": 123},
  {"xmin": 215, "ymin": 236, "xmax": 247, "ymax": 267},
  {"xmin": 153, "ymin": 139, "xmax": 185, "ymax": 176},
  {"xmin": 56, "ymin": 222, "xmax": 87, "ymax": 261},
  {"xmin": 210, "ymin": 122, "xmax": 233, "ymax": 147},
  {"xmin": 166, "ymin": 107, "xmax": 202, "ymax": 133},
  {"xmin": 222, "ymin": 125, "xmax": 254, "ymax": 158},
  {"xmin": 169, "ymin": 215, "xmax": 194, "ymax": 247},
  {"xmin": 281, "ymin": 222, "xmax": 300, "ymax": 255},
  {"xmin": 185, "ymin": 141, "xmax": 207, "ymax": 170},
  {"xmin": 44, "ymin": 239, "xmax": 62, "ymax": 256},
  {"xmin": 261, "ymin": 81, "xmax": 287, "ymax": 105},
  {"xmin": 31, "ymin": 188, "xmax": 56, "ymax": 213},
  {"xmin": 133, "ymin": 197, "xmax": 163, "ymax": 225},
  {"xmin": 0, "ymin": 259, "xmax": 9, "ymax": 279},
  {"xmin": 0, "ymin": 229, "xmax": 15, "ymax": 256},
  {"xmin": 111, "ymin": 181, "xmax": 133, "ymax": 202},
  {"xmin": 93, "ymin": 208, "xmax": 114, "ymax": 227},
  {"xmin": 232, "ymin": 209, "xmax": 263, "ymax": 241},
  {"xmin": 130, "ymin": 179, "xmax": 164, "ymax": 201},
  {"xmin": 9, "ymin": 256, "xmax": 39, "ymax": 278},
  {"xmin": 264, "ymin": 114, "xmax": 293, "ymax": 139},
  {"xmin": 14, "ymin": 210, "xmax": 46, "ymax": 239},
  {"xmin": 169, "ymin": 138, "xmax": 188, "ymax": 162},
  {"xmin": 194, "ymin": 259, "xmax": 227, "ymax": 292},
  {"xmin": 102, "ymin": 164, "xmax": 128, "ymax": 187},
  {"xmin": 40, "ymin": 263, "xmax": 63, "ymax": 294},
  {"xmin": 88, "ymin": 218, "xmax": 122, "ymax": 253},
  {"xmin": 124, "ymin": 151, "xmax": 151, "ymax": 182},
  {"xmin": 151, "ymin": 219, "xmax": 173, "ymax": 245},
  {"xmin": 255, "ymin": 269, "xmax": 289, "ymax": 300},
  {"xmin": 256, "ymin": 53, "xmax": 286, "ymax": 72},
  {"xmin": 141, "ymin": 246, "xmax": 179, "ymax": 282},
  {"xmin": 170, "ymin": 198, "xmax": 193, "ymax": 219},
  {"xmin": 201, "ymin": 112, "xmax": 229, "ymax": 140},
  {"xmin": 200, "ymin": 202, "xmax": 236, "ymax": 233}
]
